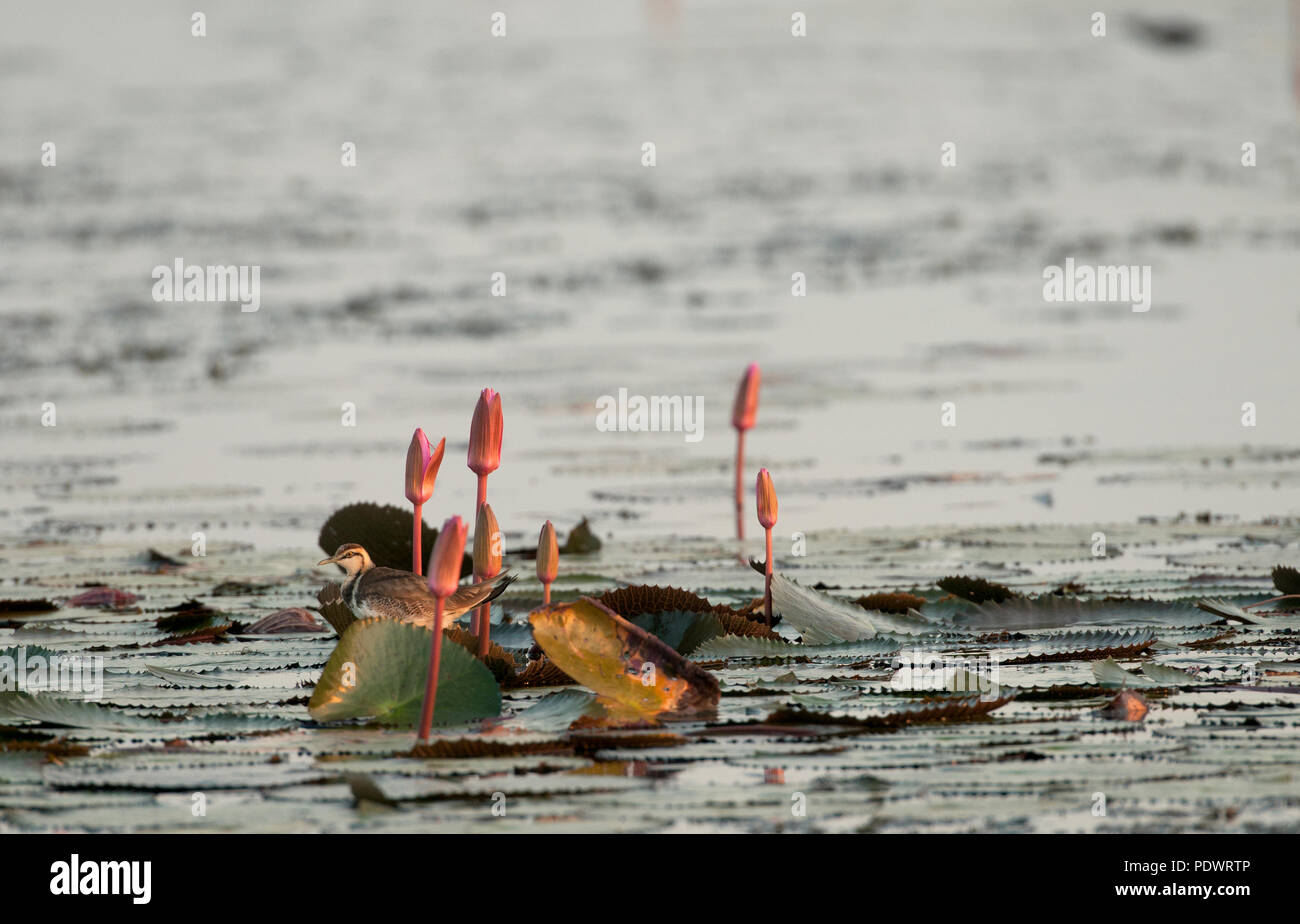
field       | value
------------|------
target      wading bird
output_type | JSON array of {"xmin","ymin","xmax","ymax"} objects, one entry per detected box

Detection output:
[{"xmin": 317, "ymin": 543, "xmax": 514, "ymax": 630}]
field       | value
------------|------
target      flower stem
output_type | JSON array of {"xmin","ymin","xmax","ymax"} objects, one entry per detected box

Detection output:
[
  {"xmin": 473, "ymin": 473, "xmax": 489, "ymax": 645},
  {"xmin": 475, "ymin": 600, "xmax": 491, "ymax": 658},
  {"xmin": 1244, "ymin": 594, "xmax": 1300, "ymax": 609},
  {"xmin": 417, "ymin": 597, "xmax": 445, "ymax": 743},
  {"xmin": 411, "ymin": 502, "xmax": 423, "ymax": 575},
  {"xmin": 543, "ymin": 581, "xmax": 551, "ymax": 606},
  {"xmin": 734, "ymin": 430, "xmax": 746, "ymax": 541},
  {"xmin": 764, "ymin": 526, "xmax": 773, "ymax": 625}
]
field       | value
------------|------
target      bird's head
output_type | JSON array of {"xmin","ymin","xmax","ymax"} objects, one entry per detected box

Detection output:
[{"xmin": 317, "ymin": 543, "xmax": 373, "ymax": 576}]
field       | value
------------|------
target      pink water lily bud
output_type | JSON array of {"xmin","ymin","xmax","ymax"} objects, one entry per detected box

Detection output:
[
  {"xmin": 474, "ymin": 503, "xmax": 502, "ymax": 579},
  {"xmin": 537, "ymin": 520, "xmax": 558, "ymax": 584},
  {"xmin": 427, "ymin": 515, "xmax": 468, "ymax": 598},
  {"xmin": 756, "ymin": 468, "xmax": 778, "ymax": 529},
  {"xmin": 468, "ymin": 388, "xmax": 503, "ymax": 477},
  {"xmin": 404, "ymin": 429, "xmax": 446, "ymax": 505},
  {"xmin": 731, "ymin": 363, "xmax": 760, "ymax": 432}
]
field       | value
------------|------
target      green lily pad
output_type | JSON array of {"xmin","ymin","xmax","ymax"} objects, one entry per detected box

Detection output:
[
  {"xmin": 625, "ymin": 610, "xmax": 723, "ymax": 656},
  {"xmin": 308, "ymin": 618, "xmax": 501, "ymax": 727}
]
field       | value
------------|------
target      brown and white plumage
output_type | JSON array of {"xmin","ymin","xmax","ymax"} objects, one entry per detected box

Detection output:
[{"xmin": 317, "ymin": 543, "xmax": 515, "ymax": 631}]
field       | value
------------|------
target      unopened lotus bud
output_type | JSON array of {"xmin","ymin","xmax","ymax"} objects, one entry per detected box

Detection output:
[
  {"xmin": 427, "ymin": 515, "xmax": 468, "ymax": 598},
  {"xmin": 474, "ymin": 503, "xmax": 502, "ymax": 579},
  {"xmin": 468, "ymin": 388, "xmax": 503, "ymax": 477},
  {"xmin": 756, "ymin": 468, "xmax": 778, "ymax": 529},
  {"xmin": 404, "ymin": 429, "xmax": 445, "ymax": 505},
  {"xmin": 537, "ymin": 520, "xmax": 558, "ymax": 584},
  {"xmin": 732, "ymin": 363, "xmax": 760, "ymax": 432}
]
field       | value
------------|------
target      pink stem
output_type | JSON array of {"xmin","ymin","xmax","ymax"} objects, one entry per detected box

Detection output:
[
  {"xmin": 734, "ymin": 430, "xmax": 746, "ymax": 541},
  {"xmin": 764, "ymin": 527, "xmax": 773, "ymax": 625},
  {"xmin": 417, "ymin": 596, "xmax": 446, "ymax": 742},
  {"xmin": 475, "ymin": 599, "xmax": 491, "ymax": 658},
  {"xmin": 543, "ymin": 581, "xmax": 551, "ymax": 606},
  {"xmin": 1244, "ymin": 594, "xmax": 1300, "ymax": 609},
  {"xmin": 411, "ymin": 502, "xmax": 423, "ymax": 575},
  {"xmin": 473, "ymin": 473, "xmax": 490, "ymax": 648}
]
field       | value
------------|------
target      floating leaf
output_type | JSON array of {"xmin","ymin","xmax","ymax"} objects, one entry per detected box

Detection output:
[
  {"xmin": 958, "ymin": 596, "xmax": 1204, "ymax": 630},
  {"xmin": 408, "ymin": 737, "xmax": 566, "ymax": 760},
  {"xmin": 762, "ymin": 693, "xmax": 1016, "ymax": 729},
  {"xmin": 599, "ymin": 583, "xmax": 778, "ymax": 640},
  {"xmin": 854, "ymin": 592, "xmax": 926, "ymax": 614},
  {"xmin": 770, "ymin": 573, "xmax": 876, "ymax": 643},
  {"xmin": 1001, "ymin": 630, "xmax": 1155, "ymax": 664},
  {"xmin": 625, "ymin": 610, "xmax": 723, "ymax": 656},
  {"xmin": 562, "ymin": 517, "xmax": 602, "ymax": 554},
  {"xmin": 0, "ymin": 600, "xmax": 58, "ymax": 616},
  {"xmin": 308, "ymin": 619, "xmax": 501, "ymax": 727},
  {"xmin": 505, "ymin": 689, "xmax": 599, "ymax": 732},
  {"xmin": 149, "ymin": 622, "xmax": 231, "ymax": 646},
  {"xmin": 318, "ymin": 502, "xmax": 471, "ymax": 575},
  {"xmin": 505, "ymin": 657, "xmax": 576, "ymax": 689},
  {"xmin": 66, "ymin": 587, "xmax": 138, "ymax": 609},
  {"xmin": 1141, "ymin": 662, "xmax": 1203, "ymax": 685},
  {"xmin": 529, "ymin": 598, "xmax": 720, "ymax": 719},
  {"xmin": 155, "ymin": 600, "xmax": 222, "ymax": 633},
  {"xmin": 1101, "ymin": 690, "xmax": 1149, "ymax": 721},
  {"xmin": 144, "ymin": 665, "xmax": 242, "ymax": 689},
  {"xmin": 1091, "ymin": 658, "xmax": 1159, "ymax": 688},
  {"xmin": 0, "ymin": 693, "xmax": 287, "ymax": 735},
  {"xmin": 444, "ymin": 626, "xmax": 517, "ymax": 684},
  {"xmin": 937, "ymin": 575, "xmax": 1015, "ymax": 604},
  {"xmin": 1194, "ymin": 598, "xmax": 1262, "ymax": 625},
  {"xmin": 241, "ymin": 608, "xmax": 325, "ymax": 634},
  {"xmin": 692, "ymin": 635, "xmax": 901, "ymax": 660}
]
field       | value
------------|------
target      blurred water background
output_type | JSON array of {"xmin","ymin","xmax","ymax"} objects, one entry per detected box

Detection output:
[{"xmin": 2, "ymin": 0, "xmax": 1298, "ymax": 556}]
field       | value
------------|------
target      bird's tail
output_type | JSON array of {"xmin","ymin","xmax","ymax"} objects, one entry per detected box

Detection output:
[{"xmin": 484, "ymin": 571, "xmax": 517, "ymax": 604}]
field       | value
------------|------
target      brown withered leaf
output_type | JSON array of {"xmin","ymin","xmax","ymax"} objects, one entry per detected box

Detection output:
[
  {"xmin": 1101, "ymin": 689, "xmax": 1149, "ymax": 721},
  {"xmin": 444, "ymin": 626, "xmax": 518, "ymax": 684},
  {"xmin": 505, "ymin": 657, "xmax": 576, "ymax": 689},
  {"xmin": 568, "ymin": 731, "xmax": 684, "ymax": 755},
  {"xmin": 854, "ymin": 592, "xmax": 927, "ymax": 614},
  {"xmin": 155, "ymin": 599, "xmax": 220, "ymax": 633},
  {"xmin": 530, "ymin": 598, "xmax": 721, "ymax": 719},
  {"xmin": 149, "ymin": 623, "xmax": 232, "ymax": 646},
  {"xmin": 937, "ymin": 575, "xmax": 1016, "ymax": 604},
  {"xmin": 243, "ymin": 608, "xmax": 324, "ymax": 634},
  {"xmin": 67, "ymin": 586, "xmax": 138, "ymax": 609},
  {"xmin": 0, "ymin": 599, "xmax": 58, "ymax": 616},
  {"xmin": 598, "ymin": 584, "xmax": 779, "ymax": 639},
  {"xmin": 408, "ymin": 737, "xmax": 569, "ymax": 759},
  {"xmin": 1002, "ymin": 631, "xmax": 1156, "ymax": 665},
  {"xmin": 764, "ymin": 693, "xmax": 1016, "ymax": 730}
]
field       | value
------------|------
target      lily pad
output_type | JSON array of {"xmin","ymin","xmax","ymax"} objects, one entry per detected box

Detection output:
[
  {"xmin": 625, "ymin": 610, "xmax": 723, "ymax": 656},
  {"xmin": 308, "ymin": 618, "xmax": 501, "ymax": 727},
  {"xmin": 529, "ymin": 598, "xmax": 720, "ymax": 719}
]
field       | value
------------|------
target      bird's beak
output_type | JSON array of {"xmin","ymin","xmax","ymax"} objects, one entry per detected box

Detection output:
[{"xmin": 317, "ymin": 556, "xmax": 337, "ymax": 567}]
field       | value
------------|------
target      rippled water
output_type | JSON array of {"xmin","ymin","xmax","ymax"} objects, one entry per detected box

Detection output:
[{"xmin": 1, "ymin": 0, "xmax": 1298, "ymax": 555}]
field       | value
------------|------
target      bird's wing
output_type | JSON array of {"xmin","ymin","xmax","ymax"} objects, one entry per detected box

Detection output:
[{"xmin": 354, "ymin": 568, "xmax": 438, "ymax": 623}]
